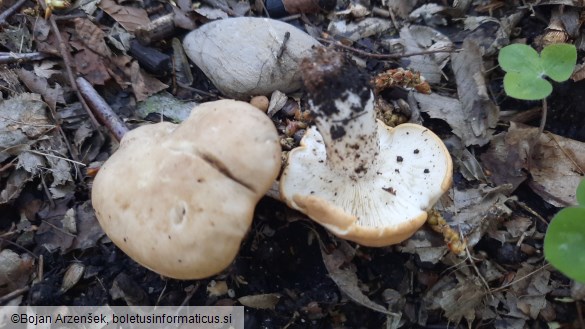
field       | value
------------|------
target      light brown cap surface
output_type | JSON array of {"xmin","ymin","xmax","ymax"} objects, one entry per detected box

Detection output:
[{"xmin": 92, "ymin": 100, "xmax": 281, "ymax": 279}]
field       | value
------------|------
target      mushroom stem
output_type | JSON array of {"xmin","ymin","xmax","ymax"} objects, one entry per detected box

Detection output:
[{"xmin": 300, "ymin": 48, "xmax": 379, "ymax": 181}]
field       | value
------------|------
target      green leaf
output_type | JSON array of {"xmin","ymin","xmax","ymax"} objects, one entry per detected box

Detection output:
[
  {"xmin": 503, "ymin": 72, "xmax": 552, "ymax": 100},
  {"xmin": 544, "ymin": 207, "xmax": 585, "ymax": 283},
  {"xmin": 541, "ymin": 44, "xmax": 577, "ymax": 82},
  {"xmin": 498, "ymin": 43, "xmax": 577, "ymax": 100},
  {"xmin": 577, "ymin": 179, "xmax": 585, "ymax": 206},
  {"xmin": 498, "ymin": 44, "xmax": 542, "ymax": 75}
]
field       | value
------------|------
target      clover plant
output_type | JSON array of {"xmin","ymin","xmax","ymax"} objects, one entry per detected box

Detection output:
[
  {"xmin": 498, "ymin": 43, "xmax": 577, "ymax": 100},
  {"xmin": 499, "ymin": 43, "xmax": 583, "ymax": 282},
  {"xmin": 544, "ymin": 179, "xmax": 585, "ymax": 283}
]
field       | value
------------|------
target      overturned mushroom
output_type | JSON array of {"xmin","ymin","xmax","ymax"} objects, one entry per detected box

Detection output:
[
  {"xmin": 92, "ymin": 100, "xmax": 281, "ymax": 279},
  {"xmin": 280, "ymin": 48, "xmax": 452, "ymax": 247}
]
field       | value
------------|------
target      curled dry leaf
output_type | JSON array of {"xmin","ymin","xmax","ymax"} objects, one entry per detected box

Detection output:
[{"xmin": 98, "ymin": 0, "xmax": 150, "ymax": 33}]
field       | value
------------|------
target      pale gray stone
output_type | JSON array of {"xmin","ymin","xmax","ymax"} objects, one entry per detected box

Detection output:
[{"xmin": 183, "ymin": 17, "xmax": 320, "ymax": 99}]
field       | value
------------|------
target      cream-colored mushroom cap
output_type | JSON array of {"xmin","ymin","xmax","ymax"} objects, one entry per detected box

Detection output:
[
  {"xmin": 280, "ymin": 48, "xmax": 452, "ymax": 247},
  {"xmin": 280, "ymin": 122, "xmax": 452, "ymax": 247},
  {"xmin": 91, "ymin": 100, "xmax": 281, "ymax": 279}
]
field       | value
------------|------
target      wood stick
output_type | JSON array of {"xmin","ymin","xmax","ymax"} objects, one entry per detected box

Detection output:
[{"xmin": 76, "ymin": 77, "xmax": 129, "ymax": 141}]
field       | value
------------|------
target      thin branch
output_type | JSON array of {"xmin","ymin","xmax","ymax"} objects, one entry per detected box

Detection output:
[
  {"xmin": 177, "ymin": 82, "xmax": 221, "ymax": 99},
  {"xmin": 318, "ymin": 37, "xmax": 457, "ymax": 59},
  {"xmin": 76, "ymin": 77, "xmax": 129, "ymax": 141},
  {"xmin": 26, "ymin": 149, "xmax": 86, "ymax": 167},
  {"xmin": 36, "ymin": 0, "xmax": 101, "ymax": 131},
  {"xmin": 0, "ymin": 0, "xmax": 28, "ymax": 26},
  {"xmin": 0, "ymin": 52, "xmax": 49, "ymax": 64},
  {"xmin": 0, "ymin": 287, "xmax": 30, "ymax": 304},
  {"xmin": 489, "ymin": 264, "xmax": 550, "ymax": 294}
]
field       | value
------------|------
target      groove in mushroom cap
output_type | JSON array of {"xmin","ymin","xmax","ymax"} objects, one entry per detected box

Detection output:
[
  {"xmin": 92, "ymin": 100, "xmax": 282, "ymax": 279},
  {"xmin": 280, "ymin": 48, "xmax": 453, "ymax": 246}
]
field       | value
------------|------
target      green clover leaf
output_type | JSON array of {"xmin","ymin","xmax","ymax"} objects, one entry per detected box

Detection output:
[
  {"xmin": 498, "ymin": 43, "xmax": 577, "ymax": 100},
  {"xmin": 544, "ymin": 206, "xmax": 585, "ymax": 283}
]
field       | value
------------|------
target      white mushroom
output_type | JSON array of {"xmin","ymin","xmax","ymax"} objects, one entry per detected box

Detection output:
[
  {"xmin": 280, "ymin": 48, "xmax": 453, "ymax": 247},
  {"xmin": 92, "ymin": 100, "xmax": 281, "ymax": 279}
]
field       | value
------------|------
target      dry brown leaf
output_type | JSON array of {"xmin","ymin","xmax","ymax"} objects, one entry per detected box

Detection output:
[
  {"xmin": 0, "ymin": 169, "xmax": 33, "ymax": 204},
  {"xmin": 98, "ymin": 0, "xmax": 150, "ymax": 33},
  {"xmin": 16, "ymin": 69, "xmax": 64, "ymax": 112},
  {"xmin": 503, "ymin": 217, "xmax": 533, "ymax": 238},
  {"xmin": 0, "ymin": 249, "xmax": 35, "ymax": 296},
  {"xmin": 73, "ymin": 18, "xmax": 112, "ymax": 57},
  {"xmin": 398, "ymin": 228, "xmax": 448, "ymax": 264},
  {"xmin": 529, "ymin": 128, "xmax": 585, "ymax": 206},
  {"xmin": 439, "ymin": 184, "xmax": 513, "ymax": 248},
  {"xmin": 451, "ymin": 39, "xmax": 499, "ymax": 143},
  {"xmin": 409, "ymin": 92, "xmax": 494, "ymax": 147},
  {"xmin": 484, "ymin": 122, "xmax": 585, "ymax": 206},
  {"xmin": 510, "ymin": 264, "xmax": 552, "ymax": 319},
  {"xmin": 206, "ymin": 280, "xmax": 229, "ymax": 297},
  {"xmin": 130, "ymin": 61, "xmax": 168, "ymax": 102},
  {"xmin": 480, "ymin": 123, "xmax": 534, "ymax": 189},
  {"xmin": 74, "ymin": 49, "xmax": 110, "ymax": 85},
  {"xmin": 0, "ymin": 93, "xmax": 52, "ymax": 162},
  {"xmin": 383, "ymin": 26, "xmax": 452, "ymax": 84},
  {"xmin": 69, "ymin": 201, "xmax": 105, "ymax": 251},
  {"xmin": 320, "ymin": 241, "xmax": 394, "ymax": 315},
  {"xmin": 424, "ymin": 274, "xmax": 487, "ymax": 325}
]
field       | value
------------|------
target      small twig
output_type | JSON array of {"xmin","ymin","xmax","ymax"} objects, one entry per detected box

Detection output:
[
  {"xmin": 26, "ymin": 150, "xmax": 86, "ymax": 167},
  {"xmin": 464, "ymin": 234, "xmax": 490, "ymax": 291},
  {"xmin": 40, "ymin": 218, "xmax": 76, "ymax": 237},
  {"xmin": 40, "ymin": 172, "xmax": 56, "ymax": 208},
  {"xmin": 489, "ymin": 264, "xmax": 550, "ymax": 294},
  {"xmin": 0, "ymin": 52, "xmax": 50, "ymax": 64},
  {"xmin": 36, "ymin": 255, "xmax": 44, "ymax": 283},
  {"xmin": 276, "ymin": 32, "xmax": 291, "ymax": 60},
  {"xmin": 76, "ymin": 77, "xmax": 129, "ymax": 141},
  {"xmin": 0, "ymin": 158, "xmax": 17, "ymax": 173},
  {"xmin": 318, "ymin": 37, "xmax": 457, "ymax": 59},
  {"xmin": 25, "ymin": 5, "xmax": 89, "ymax": 181},
  {"xmin": 0, "ymin": 287, "xmax": 30, "ymax": 305},
  {"xmin": 179, "ymin": 283, "xmax": 200, "ymax": 307},
  {"xmin": 0, "ymin": 237, "xmax": 38, "ymax": 259},
  {"xmin": 0, "ymin": 0, "xmax": 28, "ymax": 26},
  {"xmin": 278, "ymin": 14, "xmax": 301, "ymax": 22},
  {"xmin": 37, "ymin": 0, "xmax": 101, "ymax": 131},
  {"xmin": 513, "ymin": 200, "xmax": 549, "ymax": 226},
  {"xmin": 155, "ymin": 281, "xmax": 168, "ymax": 306},
  {"xmin": 177, "ymin": 82, "xmax": 221, "ymax": 99}
]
